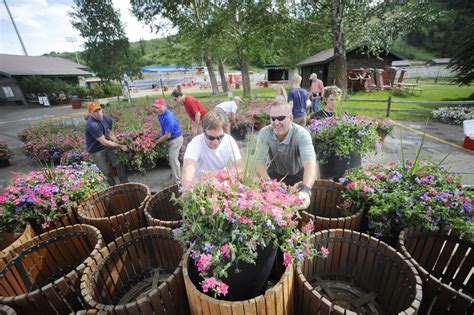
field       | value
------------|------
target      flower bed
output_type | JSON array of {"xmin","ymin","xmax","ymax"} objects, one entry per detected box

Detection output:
[
  {"xmin": 307, "ymin": 114, "xmax": 380, "ymax": 165},
  {"xmin": 173, "ymin": 169, "xmax": 324, "ymax": 298},
  {"xmin": 339, "ymin": 160, "xmax": 473, "ymax": 240},
  {"xmin": 0, "ymin": 162, "xmax": 107, "ymax": 233},
  {"xmin": 432, "ymin": 106, "xmax": 474, "ymax": 125}
]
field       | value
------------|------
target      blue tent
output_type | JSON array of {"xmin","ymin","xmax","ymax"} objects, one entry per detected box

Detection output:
[{"xmin": 142, "ymin": 65, "xmax": 190, "ymax": 73}]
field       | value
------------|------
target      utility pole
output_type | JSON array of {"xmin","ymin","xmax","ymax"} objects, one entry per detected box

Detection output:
[
  {"xmin": 65, "ymin": 36, "xmax": 80, "ymax": 64},
  {"xmin": 4, "ymin": 0, "xmax": 28, "ymax": 56}
]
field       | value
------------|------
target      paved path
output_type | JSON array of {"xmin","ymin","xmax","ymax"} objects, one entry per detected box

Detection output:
[{"xmin": 1, "ymin": 102, "xmax": 473, "ymax": 192}]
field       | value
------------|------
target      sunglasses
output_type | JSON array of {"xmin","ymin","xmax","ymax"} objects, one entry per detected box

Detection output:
[
  {"xmin": 270, "ymin": 115, "xmax": 287, "ymax": 122},
  {"xmin": 204, "ymin": 133, "xmax": 225, "ymax": 141}
]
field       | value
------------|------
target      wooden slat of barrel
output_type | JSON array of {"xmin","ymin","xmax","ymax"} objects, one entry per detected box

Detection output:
[
  {"xmin": 55, "ymin": 276, "xmax": 84, "ymax": 311},
  {"xmin": 353, "ymin": 232, "xmax": 369, "ymax": 285},
  {"xmin": 309, "ymin": 289, "xmax": 321, "ymax": 314},
  {"xmin": 423, "ymin": 234, "xmax": 446, "ymax": 273},
  {"xmin": 41, "ymin": 282, "xmax": 71, "ymax": 314},
  {"xmin": 149, "ymin": 292, "xmax": 166, "ymax": 315},
  {"xmin": 137, "ymin": 296, "xmax": 154, "ymax": 315},
  {"xmin": 330, "ymin": 230, "xmax": 343, "ymax": 276},
  {"xmin": 417, "ymin": 233, "xmax": 435, "ymax": 267},
  {"xmin": 443, "ymin": 242, "xmax": 469, "ymax": 286},
  {"xmin": 361, "ymin": 237, "xmax": 377, "ymax": 289},
  {"xmin": 380, "ymin": 251, "xmax": 400, "ymax": 307},
  {"xmin": 411, "ymin": 229, "xmax": 427, "ymax": 262},
  {"xmin": 430, "ymin": 283, "xmax": 457, "ymax": 314},
  {"xmin": 432, "ymin": 236, "xmax": 457, "ymax": 278},
  {"xmin": 452, "ymin": 248, "xmax": 473, "ymax": 291},
  {"xmin": 166, "ymin": 275, "xmax": 185, "ymax": 314},
  {"xmin": 158, "ymin": 281, "xmax": 175, "ymax": 313},
  {"xmin": 449, "ymin": 292, "xmax": 473, "ymax": 314}
]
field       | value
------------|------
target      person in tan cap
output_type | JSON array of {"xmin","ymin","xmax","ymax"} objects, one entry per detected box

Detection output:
[
  {"xmin": 309, "ymin": 73, "xmax": 324, "ymax": 114},
  {"xmin": 215, "ymin": 96, "xmax": 242, "ymax": 130},
  {"xmin": 85, "ymin": 102, "xmax": 128, "ymax": 186}
]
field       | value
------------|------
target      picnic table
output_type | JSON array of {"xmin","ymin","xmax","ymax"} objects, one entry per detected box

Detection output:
[{"xmin": 397, "ymin": 82, "xmax": 423, "ymax": 95}]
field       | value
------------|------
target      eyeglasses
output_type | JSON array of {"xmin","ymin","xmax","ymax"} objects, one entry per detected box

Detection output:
[
  {"xmin": 270, "ymin": 115, "xmax": 287, "ymax": 122},
  {"xmin": 204, "ymin": 133, "xmax": 225, "ymax": 141}
]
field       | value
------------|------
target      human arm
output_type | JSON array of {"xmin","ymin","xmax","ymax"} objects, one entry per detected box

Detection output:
[
  {"xmin": 156, "ymin": 131, "xmax": 171, "ymax": 145},
  {"xmin": 193, "ymin": 112, "xmax": 201, "ymax": 134},
  {"xmin": 181, "ymin": 158, "xmax": 197, "ymax": 189},
  {"xmin": 230, "ymin": 112, "xmax": 237, "ymax": 129},
  {"xmin": 255, "ymin": 127, "xmax": 271, "ymax": 180},
  {"xmin": 256, "ymin": 162, "xmax": 271, "ymax": 180},
  {"xmin": 95, "ymin": 134, "xmax": 128, "ymax": 151}
]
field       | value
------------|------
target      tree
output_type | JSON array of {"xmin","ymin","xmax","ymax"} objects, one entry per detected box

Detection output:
[
  {"xmin": 449, "ymin": 20, "xmax": 474, "ymax": 85},
  {"xmin": 69, "ymin": 0, "xmax": 141, "ymax": 82}
]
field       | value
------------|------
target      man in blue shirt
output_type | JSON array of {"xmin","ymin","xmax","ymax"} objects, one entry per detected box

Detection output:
[
  {"xmin": 152, "ymin": 98, "xmax": 183, "ymax": 184},
  {"xmin": 288, "ymin": 74, "xmax": 309, "ymax": 126},
  {"xmin": 85, "ymin": 102, "xmax": 128, "ymax": 186}
]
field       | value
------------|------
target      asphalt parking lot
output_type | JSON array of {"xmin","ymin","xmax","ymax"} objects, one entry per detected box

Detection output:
[{"xmin": 0, "ymin": 101, "xmax": 473, "ymax": 191}]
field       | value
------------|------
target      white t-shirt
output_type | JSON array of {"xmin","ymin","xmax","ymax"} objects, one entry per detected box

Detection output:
[
  {"xmin": 215, "ymin": 101, "xmax": 238, "ymax": 115},
  {"xmin": 184, "ymin": 134, "xmax": 242, "ymax": 178}
]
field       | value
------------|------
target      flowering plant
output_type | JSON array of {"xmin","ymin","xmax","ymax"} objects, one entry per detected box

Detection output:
[
  {"xmin": 432, "ymin": 106, "xmax": 474, "ymax": 125},
  {"xmin": 307, "ymin": 114, "xmax": 380, "ymax": 164},
  {"xmin": 172, "ymin": 169, "xmax": 325, "ymax": 297},
  {"xmin": 339, "ymin": 160, "xmax": 473, "ymax": 239},
  {"xmin": 0, "ymin": 142, "xmax": 14, "ymax": 160},
  {"xmin": 373, "ymin": 118, "xmax": 394, "ymax": 137},
  {"xmin": 0, "ymin": 162, "xmax": 106, "ymax": 233}
]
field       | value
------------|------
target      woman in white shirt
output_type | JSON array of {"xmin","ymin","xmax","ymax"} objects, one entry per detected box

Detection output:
[{"xmin": 182, "ymin": 110, "xmax": 243, "ymax": 187}]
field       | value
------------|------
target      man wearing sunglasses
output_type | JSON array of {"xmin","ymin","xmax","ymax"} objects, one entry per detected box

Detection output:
[
  {"xmin": 151, "ymin": 98, "xmax": 183, "ymax": 184},
  {"xmin": 256, "ymin": 101, "xmax": 316, "ymax": 209},
  {"xmin": 85, "ymin": 101, "xmax": 129, "ymax": 186},
  {"xmin": 181, "ymin": 110, "xmax": 242, "ymax": 188},
  {"xmin": 171, "ymin": 89, "xmax": 207, "ymax": 135}
]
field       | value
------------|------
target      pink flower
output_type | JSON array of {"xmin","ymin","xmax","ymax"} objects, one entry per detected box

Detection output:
[
  {"xmin": 283, "ymin": 252, "xmax": 293, "ymax": 267},
  {"xmin": 197, "ymin": 254, "xmax": 213, "ymax": 272},
  {"xmin": 321, "ymin": 246, "xmax": 330, "ymax": 257},
  {"xmin": 303, "ymin": 219, "xmax": 314, "ymax": 233},
  {"xmin": 347, "ymin": 182, "xmax": 357, "ymax": 189},
  {"xmin": 216, "ymin": 281, "xmax": 229, "ymax": 296},
  {"xmin": 201, "ymin": 277, "xmax": 217, "ymax": 293},
  {"xmin": 220, "ymin": 244, "xmax": 231, "ymax": 258}
]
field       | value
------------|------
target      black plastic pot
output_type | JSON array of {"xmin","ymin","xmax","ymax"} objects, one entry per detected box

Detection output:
[
  {"xmin": 188, "ymin": 245, "xmax": 277, "ymax": 301},
  {"xmin": 319, "ymin": 154, "xmax": 361, "ymax": 180}
]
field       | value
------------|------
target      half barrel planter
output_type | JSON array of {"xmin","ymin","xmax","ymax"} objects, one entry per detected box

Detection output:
[
  {"xmin": 295, "ymin": 229, "xmax": 423, "ymax": 314},
  {"xmin": 80, "ymin": 226, "xmax": 189, "ymax": 314},
  {"xmin": 183, "ymin": 252, "xmax": 294, "ymax": 315},
  {"xmin": 301, "ymin": 180, "xmax": 364, "ymax": 232},
  {"xmin": 77, "ymin": 183, "xmax": 150, "ymax": 243},
  {"xmin": 399, "ymin": 227, "xmax": 473, "ymax": 314},
  {"xmin": 143, "ymin": 184, "xmax": 182, "ymax": 228},
  {"xmin": 0, "ymin": 224, "xmax": 104, "ymax": 314},
  {"xmin": 0, "ymin": 225, "xmax": 35, "ymax": 257},
  {"xmin": 0, "ymin": 304, "xmax": 16, "ymax": 315}
]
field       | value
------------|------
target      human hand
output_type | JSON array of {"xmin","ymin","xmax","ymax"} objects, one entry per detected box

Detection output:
[
  {"xmin": 120, "ymin": 144, "xmax": 128, "ymax": 152},
  {"xmin": 297, "ymin": 191, "xmax": 311, "ymax": 210}
]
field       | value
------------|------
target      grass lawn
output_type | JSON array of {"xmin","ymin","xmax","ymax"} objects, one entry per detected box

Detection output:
[{"xmin": 113, "ymin": 84, "xmax": 473, "ymax": 121}]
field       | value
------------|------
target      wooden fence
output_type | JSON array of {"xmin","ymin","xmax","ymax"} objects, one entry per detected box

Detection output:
[{"xmin": 342, "ymin": 98, "xmax": 474, "ymax": 117}]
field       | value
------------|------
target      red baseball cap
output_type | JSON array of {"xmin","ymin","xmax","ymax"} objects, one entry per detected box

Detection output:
[{"xmin": 153, "ymin": 98, "xmax": 167, "ymax": 108}]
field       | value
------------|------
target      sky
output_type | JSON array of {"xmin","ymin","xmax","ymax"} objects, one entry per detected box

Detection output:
[{"xmin": 0, "ymin": 0, "xmax": 161, "ymax": 56}]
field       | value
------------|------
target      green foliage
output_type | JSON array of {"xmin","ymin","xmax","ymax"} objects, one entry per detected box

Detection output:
[
  {"xmin": 18, "ymin": 76, "xmax": 72, "ymax": 104},
  {"xmin": 339, "ymin": 160, "xmax": 473, "ymax": 240},
  {"xmin": 70, "ymin": 0, "xmax": 142, "ymax": 81},
  {"xmin": 71, "ymin": 85, "xmax": 89, "ymax": 98},
  {"xmin": 448, "ymin": 19, "xmax": 474, "ymax": 85}
]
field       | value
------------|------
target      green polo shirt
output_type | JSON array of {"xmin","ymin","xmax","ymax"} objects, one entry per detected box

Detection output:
[{"xmin": 256, "ymin": 123, "xmax": 316, "ymax": 176}]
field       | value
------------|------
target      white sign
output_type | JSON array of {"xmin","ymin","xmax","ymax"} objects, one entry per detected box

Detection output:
[{"xmin": 2, "ymin": 86, "xmax": 14, "ymax": 98}]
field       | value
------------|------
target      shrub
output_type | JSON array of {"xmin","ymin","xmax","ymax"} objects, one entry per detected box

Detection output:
[{"xmin": 432, "ymin": 106, "xmax": 474, "ymax": 125}]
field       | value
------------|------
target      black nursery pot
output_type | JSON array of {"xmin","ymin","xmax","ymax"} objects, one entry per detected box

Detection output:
[
  {"xmin": 0, "ymin": 159, "xmax": 10, "ymax": 168},
  {"xmin": 319, "ymin": 154, "xmax": 361, "ymax": 180},
  {"xmin": 188, "ymin": 245, "xmax": 277, "ymax": 301}
]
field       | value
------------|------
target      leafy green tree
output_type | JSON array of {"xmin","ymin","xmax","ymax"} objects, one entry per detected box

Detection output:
[
  {"xmin": 449, "ymin": 20, "xmax": 474, "ymax": 85},
  {"xmin": 69, "ymin": 0, "xmax": 142, "ymax": 82}
]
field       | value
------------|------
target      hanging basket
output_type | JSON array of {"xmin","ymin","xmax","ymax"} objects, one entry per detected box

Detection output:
[
  {"xmin": 77, "ymin": 183, "xmax": 150, "ymax": 242},
  {"xmin": 399, "ymin": 227, "xmax": 473, "ymax": 314},
  {"xmin": 80, "ymin": 226, "xmax": 188, "ymax": 314},
  {"xmin": 183, "ymin": 252, "xmax": 294, "ymax": 314},
  {"xmin": 0, "ymin": 224, "xmax": 104, "ymax": 314},
  {"xmin": 295, "ymin": 229, "xmax": 423, "ymax": 314},
  {"xmin": 301, "ymin": 180, "xmax": 364, "ymax": 232},
  {"xmin": 143, "ymin": 184, "xmax": 182, "ymax": 228}
]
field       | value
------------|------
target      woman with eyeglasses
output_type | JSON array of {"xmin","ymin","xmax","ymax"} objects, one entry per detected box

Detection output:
[
  {"xmin": 181, "ymin": 110, "xmax": 243, "ymax": 188},
  {"xmin": 255, "ymin": 101, "xmax": 317, "ymax": 209}
]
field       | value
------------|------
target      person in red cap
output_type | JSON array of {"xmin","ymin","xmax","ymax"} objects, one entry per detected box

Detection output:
[
  {"xmin": 151, "ymin": 98, "xmax": 183, "ymax": 184},
  {"xmin": 171, "ymin": 90, "xmax": 207, "ymax": 135},
  {"xmin": 85, "ymin": 101, "xmax": 128, "ymax": 186}
]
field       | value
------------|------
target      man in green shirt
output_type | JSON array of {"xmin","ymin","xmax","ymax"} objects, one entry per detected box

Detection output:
[{"xmin": 256, "ymin": 101, "xmax": 317, "ymax": 208}]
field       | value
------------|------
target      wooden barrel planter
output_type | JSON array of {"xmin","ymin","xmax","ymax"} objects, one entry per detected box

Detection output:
[
  {"xmin": 295, "ymin": 229, "xmax": 423, "ymax": 314},
  {"xmin": 80, "ymin": 226, "xmax": 188, "ymax": 314},
  {"xmin": 143, "ymin": 184, "xmax": 182, "ymax": 228},
  {"xmin": 0, "ymin": 225, "xmax": 35, "ymax": 256},
  {"xmin": 301, "ymin": 180, "xmax": 364, "ymax": 232},
  {"xmin": 399, "ymin": 227, "xmax": 473, "ymax": 314},
  {"xmin": 77, "ymin": 183, "xmax": 150, "ymax": 243},
  {"xmin": 0, "ymin": 224, "xmax": 104, "ymax": 314},
  {"xmin": 0, "ymin": 304, "xmax": 16, "ymax": 315},
  {"xmin": 183, "ymin": 252, "xmax": 294, "ymax": 315}
]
